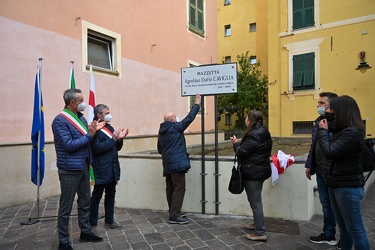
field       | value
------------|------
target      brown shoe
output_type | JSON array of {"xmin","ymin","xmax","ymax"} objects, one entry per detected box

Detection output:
[
  {"xmin": 244, "ymin": 223, "xmax": 255, "ymax": 230},
  {"xmin": 245, "ymin": 234, "xmax": 267, "ymax": 242}
]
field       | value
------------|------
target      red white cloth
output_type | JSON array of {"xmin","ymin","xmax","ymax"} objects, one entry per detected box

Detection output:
[{"xmin": 271, "ymin": 150, "xmax": 295, "ymax": 186}]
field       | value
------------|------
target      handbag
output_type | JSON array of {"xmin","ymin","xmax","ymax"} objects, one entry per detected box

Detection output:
[
  {"xmin": 228, "ymin": 156, "xmax": 244, "ymax": 194},
  {"xmin": 363, "ymin": 138, "xmax": 375, "ymax": 172}
]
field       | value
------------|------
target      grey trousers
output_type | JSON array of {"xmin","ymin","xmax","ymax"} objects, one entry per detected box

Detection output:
[
  {"xmin": 244, "ymin": 179, "xmax": 266, "ymax": 236},
  {"xmin": 57, "ymin": 164, "xmax": 91, "ymax": 244}
]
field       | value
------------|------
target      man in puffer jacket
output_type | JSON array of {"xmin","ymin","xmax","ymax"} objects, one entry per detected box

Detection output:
[
  {"xmin": 52, "ymin": 89, "xmax": 105, "ymax": 250},
  {"xmin": 157, "ymin": 94, "xmax": 201, "ymax": 224}
]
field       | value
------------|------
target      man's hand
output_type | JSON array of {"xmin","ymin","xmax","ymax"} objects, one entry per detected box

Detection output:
[
  {"xmin": 88, "ymin": 120, "xmax": 106, "ymax": 136},
  {"xmin": 117, "ymin": 128, "xmax": 129, "ymax": 140},
  {"xmin": 194, "ymin": 93, "xmax": 201, "ymax": 105},
  {"xmin": 305, "ymin": 168, "xmax": 311, "ymax": 180}
]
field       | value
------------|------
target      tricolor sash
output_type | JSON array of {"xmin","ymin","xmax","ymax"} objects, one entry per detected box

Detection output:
[
  {"xmin": 101, "ymin": 127, "xmax": 113, "ymax": 138},
  {"xmin": 60, "ymin": 109, "xmax": 88, "ymax": 135}
]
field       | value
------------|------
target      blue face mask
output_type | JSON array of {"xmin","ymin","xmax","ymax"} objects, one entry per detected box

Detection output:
[{"xmin": 317, "ymin": 106, "xmax": 325, "ymax": 116}]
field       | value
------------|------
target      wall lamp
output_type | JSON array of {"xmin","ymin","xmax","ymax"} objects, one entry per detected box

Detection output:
[{"xmin": 355, "ymin": 51, "xmax": 372, "ymax": 73}]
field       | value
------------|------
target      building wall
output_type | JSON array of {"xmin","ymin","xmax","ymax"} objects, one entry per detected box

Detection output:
[
  {"xmin": 0, "ymin": 0, "xmax": 218, "ymax": 144},
  {"xmin": 217, "ymin": 0, "xmax": 268, "ymax": 129},
  {"xmin": 268, "ymin": 0, "xmax": 375, "ymax": 138},
  {"xmin": 0, "ymin": 0, "xmax": 218, "ymax": 202}
]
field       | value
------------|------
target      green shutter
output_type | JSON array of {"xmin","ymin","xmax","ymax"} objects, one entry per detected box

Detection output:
[
  {"xmin": 293, "ymin": 55, "xmax": 303, "ymax": 87},
  {"xmin": 293, "ymin": 0, "xmax": 303, "ymax": 29},
  {"xmin": 188, "ymin": 0, "xmax": 205, "ymax": 35},
  {"xmin": 304, "ymin": 53, "xmax": 315, "ymax": 86},
  {"xmin": 293, "ymin": 0, "xmax": 314, "ymax": 29},
  {"xmin": 293, "ymin": 53, "xmax": 315, "ymax": 90}
]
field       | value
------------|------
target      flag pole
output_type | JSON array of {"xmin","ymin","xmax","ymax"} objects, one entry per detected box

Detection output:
[
  {"xmin": 36, "ymin": 58, "xmax": 43, "ymax": 221},
  {"xmin": 21, "ymin": 58, "xmax": 43, "ymax": 225}
]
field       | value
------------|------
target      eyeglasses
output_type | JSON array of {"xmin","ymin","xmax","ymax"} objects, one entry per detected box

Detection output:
[{"xmin": 318, "ymin": 101, "xmax": 326, "ymax": 105}]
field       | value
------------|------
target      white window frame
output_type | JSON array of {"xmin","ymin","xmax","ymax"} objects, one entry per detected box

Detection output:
[
  {"xmin": 82, "ymin": 20, "xmax": 121, "ymax": 78},
  {"xmin": 284, "ymin": 38, "xmax": 324, "ymax": 94}
]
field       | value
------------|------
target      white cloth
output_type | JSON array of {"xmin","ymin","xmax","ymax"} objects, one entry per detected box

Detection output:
[{"xmin": 271, "ymin": 150, "xmax": 295, "ymax": 186}]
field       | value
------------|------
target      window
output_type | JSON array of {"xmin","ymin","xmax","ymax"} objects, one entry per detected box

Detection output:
[
  {"xmin": 249, "ymin": 23, "xmax": 256, "ymax": 32},
  {"xmin": 293, "ymin": 52, "xmax": 315, "ymax": 90},
  {"xmin": 224, "ymin": 56, "xmax": 231, "ymax": 63},
  {"xmin": 293, "ymin": 121, "xmax": 313, "ymax": 134},
  {"xmin": 225, "ymin": 114, "xmax": 232, "ymax": 125},
  {"xmin": 88, "ymin": 32, "xmax": 113, "ymax": 71},
  {"xmin": 82, "ymin": 20, "xmax": 121, "ymax": 76},
  {"xmin": 189, "ymin": 0, "xmax": 205, "ymax": 36},
  {"xmin": 250, "ymin": 56, "xmax": 257, "ymax": 64},
  {"xmin": 224, "ymin": 0, "xmax": 230, "ymax": 5},
  {"xmin": 224, "ymin": 25, "xmax": 231, "ymax": 36},
  {"xmin": 293, "ymin": 0, "xmax": 314, "ymax": 29}
]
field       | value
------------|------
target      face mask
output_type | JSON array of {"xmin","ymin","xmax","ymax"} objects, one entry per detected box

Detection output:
[
  {"xmin": 76, "ymin": 101, "xmax": 87, "ymax": 112},
  {"xmin": 104, "ymin": 114, "xmax": 112, "ymax": 122},
  {"xmin": 317, "ymin": 106, "xmax": 326, "ymax": 116},
  {"xmin": 176, "ymin": 117, "xmax": 180, "ymax": 122},
  {"xmin": 324, "ymin": 112, "xmax": 335, "ymax": 122}
]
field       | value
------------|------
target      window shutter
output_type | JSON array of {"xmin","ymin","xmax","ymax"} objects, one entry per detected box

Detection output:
[
  {"xmin": 197, "ymin": 0, "xmax": 204, "ymax": 32},
  {"xmin": 304, "ymin": 0, "xmax": 314, "ymax": 27},
  {"xmin": 293, "ymin": 55, "xmax": 303, "ymax": 87},
  {"xmin": 304, "ymin": 53, "xmax": 315, "ymax": 86},
  {"xmin": 293, "ymin": 0, "xmax": 303, "ymax": 29}
]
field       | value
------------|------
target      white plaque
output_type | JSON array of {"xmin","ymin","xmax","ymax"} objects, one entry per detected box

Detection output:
[{"xmin": 181, "ymin": 63, "xmax": 237, "ymax": 96}]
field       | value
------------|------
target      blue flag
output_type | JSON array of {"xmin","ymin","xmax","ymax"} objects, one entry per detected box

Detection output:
[{"xmin": 31, "ymin": 69, "xmax": 45, "ymax": 186}]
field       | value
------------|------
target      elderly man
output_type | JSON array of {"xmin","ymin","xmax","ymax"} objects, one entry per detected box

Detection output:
[{"xmin": 157, "ymin": 94, "xmax": 201, "ymax": 224}]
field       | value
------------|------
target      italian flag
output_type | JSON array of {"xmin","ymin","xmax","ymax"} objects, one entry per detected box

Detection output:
[{"xmin": 70, "ymin": 63, "xmax": 76, "ymax": 89}]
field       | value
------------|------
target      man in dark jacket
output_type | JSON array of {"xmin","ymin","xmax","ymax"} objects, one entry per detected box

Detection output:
[
  {"xmin": 305, "ymin": 92, "xmax": 338, "ymax": 246},
  {"xmin": 90, "ymin": 104, "xmax": 128, "ymax": 235},
  {"xmin": 157, "ymin": 94, "xmax": 201, "ymax": 224},
  {"xmin": 52, "ymin": 89, "xmax": 104, "ymax": 250}
]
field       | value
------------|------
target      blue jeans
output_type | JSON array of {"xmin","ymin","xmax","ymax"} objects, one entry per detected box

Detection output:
[
  {"xmin": 244, "ymin": 179, "xmax": 266, "ymax": 236},
  {"xmin": 329, "ymin": 186, "xmax": 369, "ymax": 250},
  {"xmin": 315, "ymin": 167, "xmax": 336, "ymax": 237},
  {"xmin": 90, "ymin": 181, "xmax": 117, "ymax": 226}
]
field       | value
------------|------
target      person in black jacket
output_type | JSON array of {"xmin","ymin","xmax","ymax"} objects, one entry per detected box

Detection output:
[
  {"xmin": 230, "ymin": 110, "xmax": 272, "ymax": 242},
  {"xmin": 317, "ymin": 95, "xmax": 369, "ymax": 250},
  {"xmin": 305, "ymin": 92, "xmax": 339, "ymax": 246},
  {"xmin": 90, "ymin": 104, "xmax": 129, "ymax": 235},
  {"xmin": 157, "ymin": 94, "xmax": 201, "ymax": 225}
]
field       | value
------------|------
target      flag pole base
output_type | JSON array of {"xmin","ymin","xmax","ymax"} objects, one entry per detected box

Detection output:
[{"xmin": 20, "ymin": 218, "xmax": 40, "ymax": 225}]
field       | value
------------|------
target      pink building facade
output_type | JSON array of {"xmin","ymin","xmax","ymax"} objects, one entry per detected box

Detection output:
[{"xmin": 0, "ymin": 0, "xmax": 218, "ymax": 207}]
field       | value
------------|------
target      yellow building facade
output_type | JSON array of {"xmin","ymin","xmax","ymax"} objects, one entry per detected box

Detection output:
[
  {"xmin": 217, "ymin": 0, "xmax": 268, "ymax": 130},
  {"xmin": 218, "ymin": 0, "xmax": 375, "ymax": 138},
  {"xmin": 268, "ymin": 0, "xmax": 375, "ymax": 140}
]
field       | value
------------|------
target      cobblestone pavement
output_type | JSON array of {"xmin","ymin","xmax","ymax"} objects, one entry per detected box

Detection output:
[{"xmin": 1, "ymin": 183, "xmax": 375, "ymax": 250}]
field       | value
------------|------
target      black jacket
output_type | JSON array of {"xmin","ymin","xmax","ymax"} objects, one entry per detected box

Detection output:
[
  {"xmin": 317, "ymin": 127, "xmax": 365, "ymax": 187},
  {"xmin": 233, "ymin": 126, "xmax": 272, "ymax": 180},
  {"xmin": 91, "ymin": 123, "xmax": 123, "ymax": 185},
  {"xmin": 157, "ymin": 104, "xmax": 200, "ymax": 176}
]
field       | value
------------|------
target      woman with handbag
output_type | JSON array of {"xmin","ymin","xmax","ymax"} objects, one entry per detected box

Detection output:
[{"xmin": 230, "ymin": 110, "xmax": 272, "ymax": 242}]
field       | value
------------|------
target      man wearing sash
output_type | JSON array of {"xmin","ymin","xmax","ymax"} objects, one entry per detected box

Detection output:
[
  {"xmin": 52, "ymin": 89, "xmax": 105, "ymax": 250},
  {"xmin": 89, "ymin": 104, "xmax": 129, "ymax": 235}
]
